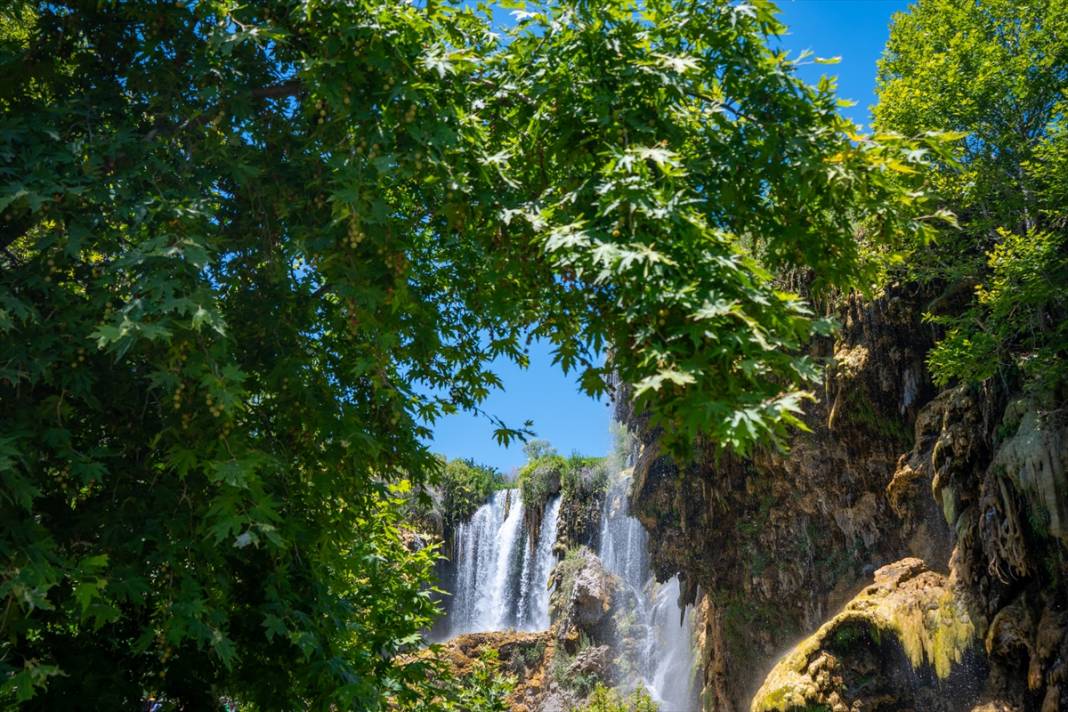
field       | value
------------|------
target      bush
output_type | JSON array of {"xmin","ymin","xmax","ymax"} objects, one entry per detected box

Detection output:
[
  {"xmin": 560, "ymin": 455, "xmax": 609, "ymax": 501},
  {"xmin": 517, "ymin": 453, "xmax": 566, "ymax": 514},
  {"xmin": 549, "ymin": 630, "xmax": 598, "ymax": 699},
  {"xmin": 574, "ymin": 684, "xmax": 658, "ymax": 712},
  {"xmin": 517, "ymin": 445, "xmax": 608, "ymax": 517},
  {"xmin": 926, "ymin": 228, "xmax": 1067, "ymax": 397},
  {"xmin": 520, "ymin": 640, "xmax": 547, "ymax": 670},
  {"xmin": 439, "ymin": 458, "xmax": 507, "ymax": 527},
  {"xmin": 402, "ymin": 457, "xmax": 505, "ymax": 535},
  {"xmin": 437, "ymin": 649, "xmax": 514, "ymax": 712}
]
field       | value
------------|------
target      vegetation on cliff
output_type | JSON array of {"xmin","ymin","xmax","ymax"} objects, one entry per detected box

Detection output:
[
  {"xmin": 875, "ymin": 0, "xmax": 1068, "ymax": 400},
  {"xmin": 440, "ymin": 459, "xmax": 508, "ymax": 526},
  {"xmin": 514, "ymin": 440, "xmax": 609, "ymax": 552},
  {"xmin": 407, "ymin": 456, "xmax": 508, "ymax": 536},
  {"xmin": 433, "ymin": 648, "xmax": 515, "ymax": 712},
  {"xmin": 517, "ymin": 442, "xmax": 608, "ymax": 519},
  {"xmin": 575, "ymin": 684, "xmax": 657, "ymax": 712}
]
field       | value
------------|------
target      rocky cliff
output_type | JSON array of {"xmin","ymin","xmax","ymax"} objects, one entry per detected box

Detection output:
[{"xmin": 621, "ymin": 283, "xmax": 1067, "ymax": 711}]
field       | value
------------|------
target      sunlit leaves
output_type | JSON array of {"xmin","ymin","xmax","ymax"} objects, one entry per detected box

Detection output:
[
  {"xmin": 877, "ymin": 0, "xmax": 1068, "ymax": 396},
  {"xmin": 926, "ymin": 229, "xmax": 1068, "ymax": 392},
  {"xmin": 474, "ymin": 0, "xmax": 949, "ymax": 456}
]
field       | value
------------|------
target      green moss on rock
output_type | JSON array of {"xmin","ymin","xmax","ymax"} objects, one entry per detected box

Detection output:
[{"xmin": 752, "ymin": 558, "xmax": 977, "ymax": 712}]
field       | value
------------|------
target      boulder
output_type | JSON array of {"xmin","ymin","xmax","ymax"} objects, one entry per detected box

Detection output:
[
  {"xmin": 549, "ymin": 546, "xmax": 619, "ymax": 643},
  {"xmin": 752, "ymin": 558, "xmax": 982, "ymax": 712},
  {"xmin": 572, "ymin": 556, "xmax": 614, "ymax": 628}
]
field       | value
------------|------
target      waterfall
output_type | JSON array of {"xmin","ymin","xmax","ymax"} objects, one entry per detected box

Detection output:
[
  {"xmin": 446, "ymin": 489, "xmax": 561, "ymax": 636},
  {"xmin": 515, "ymin": 495, "xmax": 561, "ymax": 630},
  {"xmin": 441, "ymin": 470, "xmax": 699, "ymax": 712},
  {"xmin": 599, "ymin": 477, "xmax": 699, "ymax": 711}
]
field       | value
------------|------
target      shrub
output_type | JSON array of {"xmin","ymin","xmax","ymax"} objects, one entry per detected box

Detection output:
[
  {"xmin": 517, "ymin": 446, "xmax": 608, "ymax": 517},
  {"xmin": 439, "ymin": 649, "xmax": 514, "ymax": 712},
  {"xmin": 520, "ymin": 640, "xmax": 547, "ymax": 670},
  {"xmin": 561, "ymin": 455, "xmax": 609, "ymax": 500},
  {"xmin": 549, "ymin": 630, "xmax": 598, "ymax": 700},
  {"xmin": 439, "ymin": 458, "xmax": 507, "ymax": 527},
  {"xmin": 926, "ymin": 228, "xmax": 1068, "ymax": 397},
  {"xmin": 517, "ymin": 453, "xmax": 566, "ymax": 516},
  {"xmin": 574, "ymin": 684, "xmax": 658, "ymax": 712}
]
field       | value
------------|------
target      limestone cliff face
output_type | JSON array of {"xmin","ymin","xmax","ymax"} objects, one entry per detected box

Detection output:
[{"xmin": 621, "ymin": 283, "xmax": 1068, "ymax": 711}]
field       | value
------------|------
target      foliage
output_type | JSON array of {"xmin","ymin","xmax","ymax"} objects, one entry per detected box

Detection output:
[
  {"xmin": 517, "ymin": 452, "xmax": 566, "ymax": 513},
  {"xmin": 523, "ymin": 439, "xmax": 558, "ymax": 461},
  {"xmin": 520, "ymin": 639, "xmax": 548, "ymax": 670},
  {"xmin": 561, "ymin": 456, "xmax": 610, "ymax": 501},
  {"xmin": 437, "ymin": 649, "xmax": 514, "ymax": 712},
  {"xmin": 555, "ymin": 547, "xmax": 594, "ymax": 583},
  {"xmin": 876, "ymin": 0, "xmax": 1066, "ymax": 238},
  {"xmin": 485, "ymin": 2, "xmax": 952, "ymax": 456},
  {"xmin": 574, "ymin": 684, "xmax": 659, "ymax": 712},
  {"xmin": 875, "ymin": 0, "xmax": 1068, "ymax": 396},
  {"xmin": 0, "ymin": 0, "xmax": 949, "ymax": 707},
  {"xmin": 517, "ymin": 445, "xmax": 607, "ymax": 519},
  {"xmin": 403, "ymin": 456, "xmax": 504, "ymax": 534},
  {"xmin": 549, "ymin": 630, "xmax": 598, "ymax": 699},
  {"xmin": 926, "ymin": 228, "xmax": 1068, "ymax": 394},
  {"xmin": 438, "ymin": 458, "xmax": 507, "ymax": 528}
]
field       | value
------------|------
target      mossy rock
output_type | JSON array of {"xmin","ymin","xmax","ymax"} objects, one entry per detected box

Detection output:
[{"xmin": 752, "ymin": 558, "xmax": 980, "ymax": 712}]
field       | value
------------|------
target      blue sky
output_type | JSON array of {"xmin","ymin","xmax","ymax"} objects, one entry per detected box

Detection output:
[{"xmin": 427, "ymin": 0, "xmax": 911, "ymax": 473}]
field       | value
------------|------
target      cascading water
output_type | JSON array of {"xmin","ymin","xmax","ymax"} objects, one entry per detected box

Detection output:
[
  {"xmin": 515, "ymin": 495, "xmax": 561, "ymax": 630},
  {"xmin": 440, "ymin": 462, "xmax": 699, "ymax": 711},
  {"xmin": 599, "ymin": 476, "xmax": 699, "ymax": 711},
  {"xmin": 445, "ymin": 489, "xmax": 561, "ymax": 637}
]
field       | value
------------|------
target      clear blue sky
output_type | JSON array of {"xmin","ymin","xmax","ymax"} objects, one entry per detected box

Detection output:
[{"xmin": 426, "ymin": 0, "xmax": 911, "ymax": 473}]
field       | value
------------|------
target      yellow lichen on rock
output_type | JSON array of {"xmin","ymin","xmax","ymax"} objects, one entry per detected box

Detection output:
[{"xmin": 752, "ymin": 558, "xmax": 977, "ymax": 711}]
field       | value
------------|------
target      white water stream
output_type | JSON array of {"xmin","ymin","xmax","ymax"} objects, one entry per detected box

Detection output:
[
  {"xmin": 446, "ymin": 489, "xmax": 561, "ymax": 635},
  {"xmin": 599, "ymin": 476, "xmax": 699, "ymax": 711}
]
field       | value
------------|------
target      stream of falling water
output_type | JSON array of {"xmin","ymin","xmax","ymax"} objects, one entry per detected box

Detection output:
[
  {"xmin": 446, "ymin": 489, "xmax": 561, "ymax": 636},
  {"xmin": 599, "ymin": 474, "xmax": 699, "ymax": 711}
]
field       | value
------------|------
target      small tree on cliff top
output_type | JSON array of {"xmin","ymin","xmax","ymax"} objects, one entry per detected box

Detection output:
[{"xmin": 0, "ymin": 0, "xmax": 950, "ymax": 707}]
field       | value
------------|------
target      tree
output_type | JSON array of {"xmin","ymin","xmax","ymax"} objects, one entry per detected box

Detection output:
[
  {"xmin": 522, "ymin": 439, "xmax": 557, "ymax": 462},
  {"xmin": 0, "ymin": 1, "xmax": 944, "ymax": 707},
  {"xmin": 875, "ymin": 0, "xmax": 1068, "ymax": 396}
]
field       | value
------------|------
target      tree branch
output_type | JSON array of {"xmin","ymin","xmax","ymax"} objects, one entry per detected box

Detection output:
[
  {"xmin": 251, "ymin": 80, "xmax": 304, "ymax": 100},
  {"xmin": 144, "ymin": 80, "xmax": 306, "ymax": 143}
]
